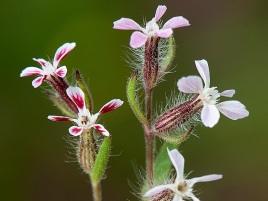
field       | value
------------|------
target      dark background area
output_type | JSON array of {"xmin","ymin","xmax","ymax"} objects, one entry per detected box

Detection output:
[{"xmin": 1, "ymin": 0, "xmax": 267, "ymax": 200}]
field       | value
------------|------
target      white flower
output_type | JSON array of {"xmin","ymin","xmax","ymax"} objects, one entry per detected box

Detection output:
[
  {"xmin": 48, "ymin": 86, "xmax": 123, "ymax": 136},
  {"xmin": 144, "ymin": 149, "xmax": 222, "ymax": 201},
  {"xmin": 177, "ymin": 59, "xmax": 249, "ymax": 127}
]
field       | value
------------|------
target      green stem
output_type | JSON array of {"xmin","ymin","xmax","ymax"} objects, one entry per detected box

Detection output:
[{"xmin": 92, "ymin": 181, "xmax": 102, "ymax": 201}]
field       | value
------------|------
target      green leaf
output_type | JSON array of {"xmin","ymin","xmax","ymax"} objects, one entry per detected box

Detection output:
[
  {"xmin": 76, "ymin": 69, "xmax": 93, "ymax": 112},
  {"xmin": 153, "ymin": 142, "xmax": 178, "ymax": 183},
  {"xmin": 91, "ymin": 137, "xmax": 111, "ymax": 182},
  {"xmin": 126, "ymin": 70, "xmax": 148, "ymax": 125}
]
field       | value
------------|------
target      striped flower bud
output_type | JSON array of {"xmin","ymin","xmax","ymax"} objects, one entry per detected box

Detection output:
[{"xmin": 154, "ymin": 95, "xmax": 201, "ymax": 133}]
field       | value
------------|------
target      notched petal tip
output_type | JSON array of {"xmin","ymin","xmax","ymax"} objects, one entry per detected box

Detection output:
[
  {"xmin": 66, "ymin": 86, "xmax": 85, "ymax": 110},
  {"xmin": 55, "ymin": 66, "xmax": 67, "ymax": 77},
  {"xmin": 154, "ymin": 5, "xmax": 167, "ymax": 22},
  {"xmin": 177, "ymin": 75, "xmax": 203, "ymax": 94},
  {"xmin": 91, "ymin": 124, "xmax": 110, "ymax": 136},
  {"xmin": 48, "ymin": 115, "xmax": 72, "ymax": 121},
  {"xmin": 163, "ymin": 16, "xmax": 190, "ymax": 30},
  {"xmin": 32, "ymin": 76, "xmax": 45, "ymax": 88},
  {"xmin": 99, "ymin": 99, "xmax": 124, "ymax": 115},
  {"xmin": 69, "ymin": 126, "xmax": 83, "ymax": 136},
  {"xmin": 167, "ymin": 148, "xmax": 185, "ymax": 179},
  {"xmin": 53, "ymin": 42, "xmax": 76, "ymax": 67},
  {"xmin": 113, "ymin": 18, "xmax": 141, "ymax": 30}
]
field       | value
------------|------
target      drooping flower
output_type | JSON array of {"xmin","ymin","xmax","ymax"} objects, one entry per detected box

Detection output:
[
  {"xmin": 113, "ymin": 5, "xmax": 190, "ymax": 48},
  {"xmin": 177, "ymin": 59, "xmax": 249, "ymax": 128},
  {"xmin": 48, "ymin": 86, "xmax": 123, "ymax": 136},
  {"xmin": 20, "ymin": 42, "xmax": 76, "ymax": 88},
  {"xmin": 144, "ymin": 149, "xmax": 222, "ymax": 201}
]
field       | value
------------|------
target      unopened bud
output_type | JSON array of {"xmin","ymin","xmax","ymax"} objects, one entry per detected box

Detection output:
[
  {"xmin": 154, "ymin": 95, "xmax": 201, "ymax": 133},
  {"xmin": 143, "ymin": 37, "xmax": 160, "ymax": 89}
]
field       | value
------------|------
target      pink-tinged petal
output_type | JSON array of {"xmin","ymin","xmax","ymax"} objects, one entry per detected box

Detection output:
[
  {"xmin": 144, "ymin": 184, "xmax": 173, "ymax": 197},
  {"xmin": 53, "ymin": 42, "xmax": 76, "ymax": 68},
  {"xmin": 154, "ymin": 5, "xmax": 167, "ymax": 22},
  {"xmin": 167, "ymin": 149, "xmax": 184, "ymax": 181},
  {"xmin": 32, "ymin": 76, "xmax": 46, "ymax": 88},
  {"xmin": 20, "ymin": 67, "xmax": 43, "ymax": 77},
  {"xmin": 201, "ymin": 104, "xmax": 220, "ymax": 127},
  {"xmin": 113, "ymin": 18, "xmax": 141, "ymax": 30},
  {"xmin": 91, "ymin": 124, "xmax": 110, "ymax": 136},
  {"xmin": 69, "ymin": 126, "xmax": 83, "ymax": 136},
  {"xmin": 33, "ymin": 58, "xmax": 48, "ymax": 67},
  {"xmin": 66, "ymin": 86, "xmax": 85, "ymax": 111},
  {"xmin": 99, "ymin": 99, "xmax": 124, "ymax": 115},
  {"xmin": 130, "ymin": 31, "xmax": 148, "ymax": 48},
  {"xmin": 55, "ymin": 66, "xmax": 67, "ymax": 77},
  {"xmin": 217, "ymin": 101, "xmax": 249, "ymax": 120},
  {"xmin": 177, "ymin": 76, "xmax": 203, "ymax": 94},
  {"xmin": 162, "ymin": 16, "xmax": 190, "ymax": 29},
  {"xmin": 195, "ymin": 60, "xmax": 210, "ymax": 88},
  {"xmin": 187, "ymin": 174, "xmax": 222, "ymax": 187},
  {"xmin": 220, "ymin": 89, "xmax": 235, "ymax": 97},
  {"xmin": 156, "ymin": 28, "xmax": 173, "ymax": 38},
  {"xmin": 47, "ymin": 115, "xmax": 72, "ymax": 121}
]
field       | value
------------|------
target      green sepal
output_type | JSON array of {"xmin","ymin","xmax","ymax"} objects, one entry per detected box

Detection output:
[
  {"xmin": 155, "ymin": 126, "xmax": 194, "ymax": 144},
  {"xmin": 46, "ymin": 91, "xmax": 76, "ymax": 118},
  {"xmin": 160, "ymin": 36, "xmax": 175, "ymax": 73},
  {"xmin": 76, "ymin": 69, "xmax": 93, "ymax": 112},
  {"xmin": 126, "ymin": 70, "xmax": 148, "ymax": 125},
  {"xmin": 91, "ymin": 137, "xmax": 111, "ymax": 182},
  {"xmin": 153, "ymin": 142, "xmax": 178, "ymax": 183}
]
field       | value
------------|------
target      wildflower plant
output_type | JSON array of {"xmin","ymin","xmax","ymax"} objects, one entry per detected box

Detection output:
[{"xmin": 20, "ymin": 4, "xmax": 249, "ymax": 201}]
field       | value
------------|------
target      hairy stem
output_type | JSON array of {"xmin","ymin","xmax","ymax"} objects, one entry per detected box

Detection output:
[
  {"xmin": 145, "ymin": 88, "xmax": 154, "ymax": 183},
  {"xmin": 92, "ymin": 181, "xmax": 102, "ymax": 201}
]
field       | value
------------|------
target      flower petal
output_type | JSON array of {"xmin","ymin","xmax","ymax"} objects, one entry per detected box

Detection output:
[
  {"xmin": 172, "ymin": 194, "xmax": 183, "ymax": 201},
  {"xmin": 91, "ymin": 124, "xmax": 110, "ymax": 136},
  {"xmin": 220, "ymin": 89, "xmax": 235, "ymax": 97},
  {"xmin": 186, "ymin": 193, "xmax": 200, "ymax": 201},
  {"xmin": 201, "ymin": 104, "xmax": 220, "ymax": 127},
  {"xmin": 177, "ymin": 76, "xmax": 203, "ymax": 93},
  {"xmin": 66, "ymin": 86, "xmax": 86, "ymax": 111},
  {"xmin": 113, "ymin": 18, "xmax": 141, "ymax": 30},
  {"xmin": 167, "ymin": 149, "xmax": 184, "ymax": 181},
  {"xmin": 20, "ymin": 67, "xmax": 43, "ymax": 77},
  {"xmin": 217, "ymin": 101, "xmax": 249, "ymax": 120},
  {"xmin": 144, "ymin": 184, "xmax": 173, "ymax": 197},
  {"xmin": 187, "ymin": 174, "xmax": 222, "ymax": 187},
  {"xmin": 53, "ymin": 42, "xmax": 76, "ymax": 68},
  {"xmin": 154, "ymin": 5, "xmax": 167, "ymax": 22},
  {"xmin": 69, "ymin": 126, "xmax": 83, "ymax": 136},
  {"xmin": 130, "ymin": 31, "xmax": 148, "ymax": 48},
  {"xmin": 99, "ymin": 99, "xmax": 124, "ymax": 115},
  {"xmin": 195, "ymin": 60, "xmax": 210, "ymax": 88},
  {"xmin": 47, "ymin": 115, "xmax": 72, "ymax": 121},
  {"xmin": 162, "ymin": 16, "xmax": 190, "ymax": 29},
  {"xmin": 55, "ymin": 66, "xmax": 67, "ymax": 77},
  {"xmin": 33, "ymin": 58, "xmax": 48, "ymax": 67},
  {"xmin": 156, "ymin": 28, "xmax": 173, "ymax": 38},
  {"xmin": 32, "ymin": 76, "xmax": 46, "ymax": 88}
]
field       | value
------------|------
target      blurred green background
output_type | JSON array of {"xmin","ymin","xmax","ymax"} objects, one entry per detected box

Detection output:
[{"xmin": 1, "ymin": 0, "xmax": 267, "ymax": 200}]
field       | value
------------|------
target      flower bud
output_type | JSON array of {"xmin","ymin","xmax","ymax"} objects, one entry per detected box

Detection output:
[{"xmin": 154, "ymin": 95, "xmax": 201, "ymax": 133}]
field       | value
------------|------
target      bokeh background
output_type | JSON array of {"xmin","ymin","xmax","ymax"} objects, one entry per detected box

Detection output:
[{"xmin": 1, "ymin": 0, "xmax": 267, "ymax": 200}]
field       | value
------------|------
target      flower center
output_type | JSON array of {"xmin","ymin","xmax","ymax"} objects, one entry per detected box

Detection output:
[
  {"xmin": 177, "ymin": 181, "xmax": 188, "ymax": 193},
  {"xmin": 145, "ymin": 19, "xmax": 159, "ymax": 37},
  {"xmin": 200, "ymin": 87, "xmax": 220, "ymax": 105},
  {"xmin": 43, "ymin": 62, "xmax": 56, "ymax": 75}
]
